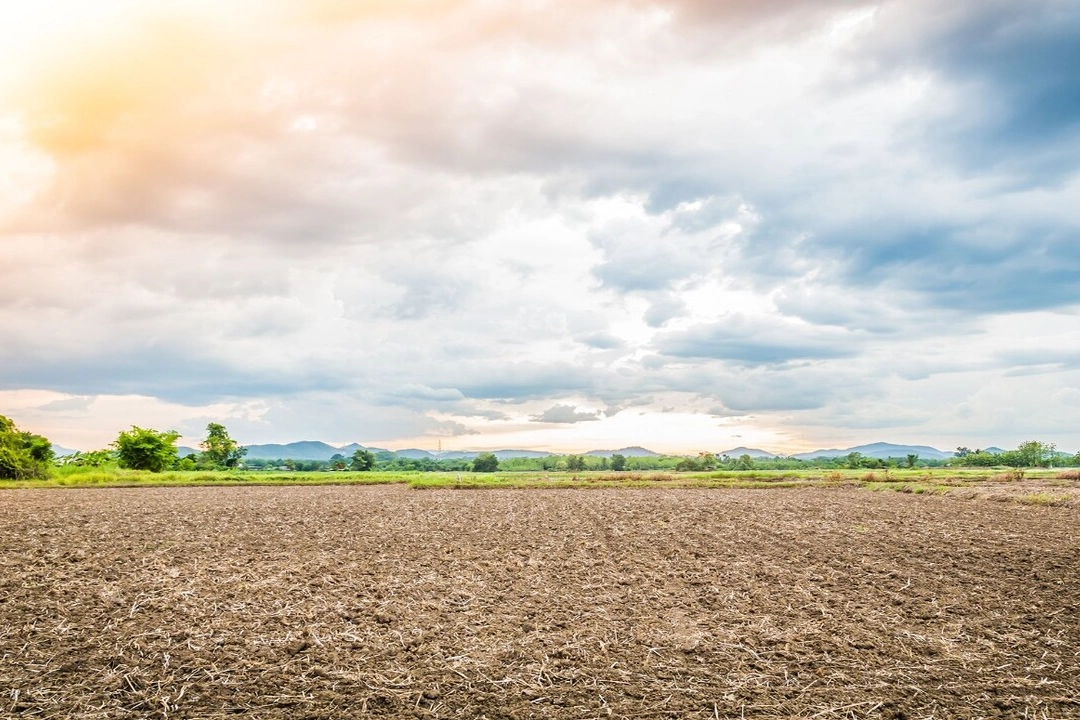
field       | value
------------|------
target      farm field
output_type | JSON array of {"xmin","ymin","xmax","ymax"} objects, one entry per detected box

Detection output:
[
  {"xmin": 2, "ymin": 486, "xmax": 1078, "ymax": 719},
  {"xmin": 14, "ymin": 466, "xmax": 1080, "ymax": 506}
]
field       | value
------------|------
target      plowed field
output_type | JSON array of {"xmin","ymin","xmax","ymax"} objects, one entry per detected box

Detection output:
[{"xmin": 2, "ymin": 486, "xmax": 1078, "ymax": 719}]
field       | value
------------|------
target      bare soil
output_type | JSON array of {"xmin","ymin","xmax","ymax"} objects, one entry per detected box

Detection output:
[{"xmin": 2, "ymin": 486, "xmax": 1078, "ymax": 719}]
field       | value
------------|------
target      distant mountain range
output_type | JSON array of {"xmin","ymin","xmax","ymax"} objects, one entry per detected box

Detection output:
[
  {"xmin": 49, "ymin": 440, "xmax": 1055, "ymax": 462},
  {"xmin": 714, "ymin": 442, "xmax": 959, "ymax": 461},
  {"xmin": 238, "ymin": 440, "xmax": 966, "ymax": 462},
  {"xmin": 717, "ymin": 440, "xmax": 954, "ymax": 462},
  {"xmin": 240, "ymin": 441, "xmax": 370, "ymax": 461},
  {"xmin": 239, "ymin": 442, "xmax": 662, "ymax": 461},
  {"xmin": 795, "ymin": 442, "xmax": 955, "ymax": 461}
]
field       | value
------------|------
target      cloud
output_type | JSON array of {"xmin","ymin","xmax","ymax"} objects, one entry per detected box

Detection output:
[
  {"xmin": 643, "ymin": 294, "xmax": 688, "ymax": 328},
  {"xmin": 855, "ymin": 1, "xmax": 1080, "ymax": 180},
  {"xmin": 531, "ymin": 404, "xmax": 602, "ymax": 424},
  {"xmin": 35, "ymin": 395, "xmax": 95, "ymax": 413},
  {"xmin": 2, "ymin": 1, "xmax": 1079, "ymax": 453},
  {"xmin": 656, "ymin": 314, "xmax": 859, "ymax": 365},
  {"xmin": 389, "ymin": 384, "xmax": 466, "ymax": 402},
  {"xmin": 429, "ymin": 419, "xmax": 479, "ymax": 437},
  {"xmin": 577, "ymin": 332, "xmax": 625, "ymax": 350}
]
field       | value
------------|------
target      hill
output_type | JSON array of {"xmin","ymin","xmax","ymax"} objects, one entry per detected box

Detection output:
[
  {"xmin": 583, "ymin": 447, "xmax": 660, "ymax": 458},
  {"xmin": 717, "ymin": 447, "xmax": 778, "ymax": 459},
  {"xmin": 242, "ymin": 441, "xmax": 384, "ymax": 461},
  {"xmin": 793, "ymin": 442, "xmax": 951, "ymax": 461}
]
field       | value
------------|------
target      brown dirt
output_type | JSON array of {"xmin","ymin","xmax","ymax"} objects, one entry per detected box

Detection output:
[{"xmin": 1, "ymin": 486, "xmax": 1078, "ymax": 719}]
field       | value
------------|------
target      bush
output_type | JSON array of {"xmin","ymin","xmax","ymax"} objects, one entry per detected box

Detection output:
[
  {"xmin": 113, "ymin": 426, "xmax": 180, "ymax": 472},
  {"xmin": 0, "ymin": 415, "xmax": 53, "ymax": 480},
  {"xmin": 472, "ymin": 453, "xmax": 499, "ymax": 473}
]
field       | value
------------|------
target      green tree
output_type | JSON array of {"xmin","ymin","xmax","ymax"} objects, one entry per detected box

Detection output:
[
  {"xmin": 610, "ymin": 453, "xmax": 627, "ymax": 471},
  {"xmin": 0, "ymin": 415, "xmax": 53, "ymax": 480},
  {"xmin": 845, "ymin": 452, "xmax": 863, "ymax": 469},
  {"xmin": 905, "ymin": 454, "xmax": 919, "ymax": 468},
  {"xmin": 350, "ymin": 449, "xmax": 376, "ymax": 471},
  {"xmin": 113, "ymin": 426, "xmax": 180, "ymax": 472},
  {"xmin": 566, "ymin": 455, "xmax": 586, "ymax": 472},
  {"xmin": 199, "ymin": 422, "xmax": 247, "ymax": 469},
  {"xmin": 675, "ymin": 457, "xmax": 701, "ymax": 471},
  {"xmin": 472, "ymin": 452, "xmax": 499, "ymax": 472},
  {"xmin": 734, "ymin": 454, "xmax": 755, "ymax": 471},
  {"xmin": 1017, "ymin": 440, "xmax": 1055, "ymax": 468}
]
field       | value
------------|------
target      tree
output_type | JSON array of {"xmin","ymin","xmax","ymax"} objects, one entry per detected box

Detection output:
[
  {"xmin": 113, "ymin": 426, "xmax": 180, "ymax": 472},
  {"xmin": 566, "ymin": 455, "xmax": 586, "ymax": 472},
  {"xmin": 845, "ymin": 452, "xmax": 863, "ymax": 469},
  {"xmin": 734, "ymin": 454, "xmax": 755, "ymax": 471},
  {"xmin": 905, "ymin": 454, "xmax": 919, "ymax": 468},
  {"xmin": 350, "ymin": 449, "xmax": 376, "ymax": 471},
  {"xmin": 0, "ymin": 414, "xmax": 53, "ymax": 480},
  {"xmin": 675, "ymin": 457, "xmax": 700, "ymax": 471},
  {"xmin": 472, "ymin": 452, "xmax": 498, "ymax": 472},
  {"xmin": 199, "ymin": 423, "xmax": 247, "ymax": 469},
  {"xmin": 611, "ymin": 453, "xmax": 627, "ymax": 471},
  {"xmin": 1017, "ymin": 440, "xmax": 1055, "ymax": 468}
]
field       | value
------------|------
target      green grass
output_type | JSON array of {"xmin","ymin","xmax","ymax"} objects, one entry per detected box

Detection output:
[
  {"xmin": 5, "ymin": 467, "xmax": 409, "ymax": 489},
  {"xmin": 2, "ymin": 465, "xmax": 1073, "ymax": 491}
]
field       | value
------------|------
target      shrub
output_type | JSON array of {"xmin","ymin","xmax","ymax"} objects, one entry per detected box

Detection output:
[
  {"xmin": 113, "ymin": 427, "xmax": 180, "ymax": 473},
  {"xmin": 472, "ymin": 453, "xmax": 499, "ymax": 473},
  {"xmin": 0, "ymin": 415, "xmax": 53, "ymax": 480}
]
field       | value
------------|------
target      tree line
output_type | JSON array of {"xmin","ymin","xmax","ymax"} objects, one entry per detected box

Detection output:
[{"xmin": 2, "ymin": 413, "xmax": 1078, "ymax": 480}]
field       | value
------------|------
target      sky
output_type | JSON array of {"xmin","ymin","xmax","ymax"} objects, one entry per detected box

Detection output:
[{"xmin": 1, "ymin": 0, "xmax": 1079, "ymax": 455}]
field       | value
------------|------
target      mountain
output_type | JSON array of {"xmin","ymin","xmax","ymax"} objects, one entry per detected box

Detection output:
[
  {"xmin": 238, "ymin": 442, "xmax": 669, "ymax": 461},
  {"xmin": 242, "ymin": 441, "xmax": 383, "ymax": 461},
  {"xmin": 406, "ymin": 449, "xmax": 572, "ymax": 460},
  {"xmin": 234, "ymin": 440, "xmax": 976, "ymax": 463},
  {"xmin": 717, "ymin": 447, "xmax": 778, "ymax": 459},
  {"xmin": 793, "ymin": 442, "xmax": 952, "ymax": 461},
  {"xmin": 394, "ymin": 448, "xmax": 435, "ymax": 459},
  {"xmin": 51, "ymin": 444, "xmax": 79, "ymax": 457},
  {"xmin": 584, "ymin": 446, "xmax": 659, "ymax": 458}
]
